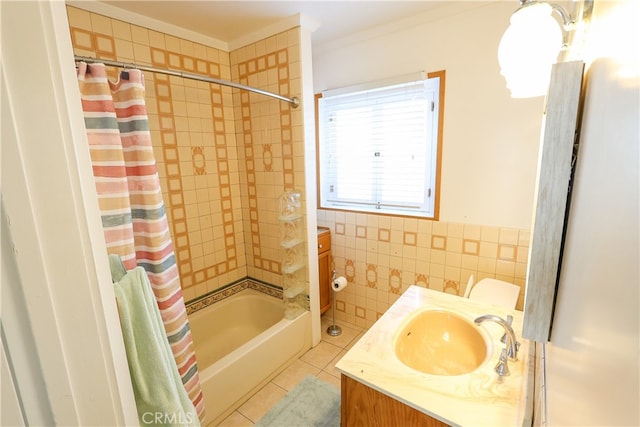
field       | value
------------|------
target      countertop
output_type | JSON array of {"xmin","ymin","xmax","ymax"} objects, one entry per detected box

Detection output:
[
  {"xmin": 335, "ymin": 285, "xmax": 532, "ymax": 427},
  {"xmin": 317, "ymin": 226, "xmax": 330, "ymax": 235}
]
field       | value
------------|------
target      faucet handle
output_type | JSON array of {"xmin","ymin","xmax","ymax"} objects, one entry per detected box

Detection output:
[
  {"xmin": 500, "ymin": 315, "xmax": 520, "ymax": 359},
  {"xmin": 494, "ymin": 348, "xmax": 510, "ymax": 377},
  {"xmin": 507, "ymin": 339, "xmax": 520, "ymax": 360},
  {"xmin": 500, "ymin": 315, "xmax": 514, "ymax": 344}
]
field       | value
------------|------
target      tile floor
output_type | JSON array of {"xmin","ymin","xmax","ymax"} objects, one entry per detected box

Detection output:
[{"xmin": 214, "ymin": 314, "xmax": 366, "ymax": 426}]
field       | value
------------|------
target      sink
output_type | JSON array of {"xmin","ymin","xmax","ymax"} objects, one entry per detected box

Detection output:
[{"xmin": 394, "ymin": 309, "xmax": 489, "ymax": 376}]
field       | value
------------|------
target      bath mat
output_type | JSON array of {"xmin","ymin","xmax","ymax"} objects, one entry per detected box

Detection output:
[{"xmin": 256, "ymin": 375, "xmax": 340, "ymax": 427}]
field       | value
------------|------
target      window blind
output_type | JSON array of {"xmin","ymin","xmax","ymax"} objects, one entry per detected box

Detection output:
[{"xmin": 318, "ymin": 78, "xmax": 440, "ymax": 217}]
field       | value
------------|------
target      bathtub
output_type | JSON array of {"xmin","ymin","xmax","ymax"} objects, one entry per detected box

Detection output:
[{"xmin": 188, "ymin": 288, "xmax": 311, "ymax": 425}]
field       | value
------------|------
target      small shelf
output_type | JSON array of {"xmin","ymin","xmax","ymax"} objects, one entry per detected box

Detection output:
[
  {"xmin": 279, "ymin": 214, "xmax": 303, "ymax": 222},
  {"xmin": 280, "ymin": 238, "xmax": 304, "ymax": 249},
  {"xmin": 283, "ymin": 285, "xmax": 307, "ymax": 299},
  {"xmin": 283, "ymin": 263, "xmax": 304, "ymax": 274}
]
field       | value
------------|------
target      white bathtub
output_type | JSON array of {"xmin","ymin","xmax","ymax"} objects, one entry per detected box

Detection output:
[{"xmin": 188, "ymin": 288, "xmax": 311, "ymax": 426}]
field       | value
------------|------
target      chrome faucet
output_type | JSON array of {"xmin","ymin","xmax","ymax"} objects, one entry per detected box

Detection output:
[{"xmin": 474, "ymin": 314, "xmax": 520, "ymax": 377}]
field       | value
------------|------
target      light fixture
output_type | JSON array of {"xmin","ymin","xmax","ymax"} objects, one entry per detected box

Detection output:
[{"xmin": 498, "ymin": 0, "xmax": 593, "ymax": 98}]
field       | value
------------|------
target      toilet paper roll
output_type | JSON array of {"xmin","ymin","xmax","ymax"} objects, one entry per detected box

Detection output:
[{"xmin": 332, "ymin": 276, "xmax": 348, "ymax": 292}]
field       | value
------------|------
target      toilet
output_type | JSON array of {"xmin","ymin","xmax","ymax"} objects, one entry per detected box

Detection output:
[{"xmin": 464, "ymin": 276, "xmax": 520, "ymax": 310}]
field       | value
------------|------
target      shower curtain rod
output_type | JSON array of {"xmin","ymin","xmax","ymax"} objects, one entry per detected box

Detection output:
[{"xmin": 74, "ymin": 55, "xmax": 300, "ymax": 108}]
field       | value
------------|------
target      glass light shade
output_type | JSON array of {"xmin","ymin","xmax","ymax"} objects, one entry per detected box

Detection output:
[{"xmin": 498, "ymin": 3, "xmax": 564, "ymax": 98}]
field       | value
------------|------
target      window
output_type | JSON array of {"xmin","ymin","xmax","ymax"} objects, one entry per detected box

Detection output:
[{"xmin": 316, "ymin": 71, "xmax": 444, "ymax": 219}]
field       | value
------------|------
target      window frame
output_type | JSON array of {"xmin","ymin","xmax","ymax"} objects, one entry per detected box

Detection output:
[{"xmin": 315, "ymin": 70, "xmax": 445, "ymax": 220}]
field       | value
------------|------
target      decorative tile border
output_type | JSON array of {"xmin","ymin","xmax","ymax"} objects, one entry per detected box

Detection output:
[
  {"xmin": 345, "ymin": 259, "xmax": 355, "ymax": 282},
  {"xmin": 431, "ymin": 235, "xmax": 447, "ymax": 250},
  {"xmin": 389, "ymin": 269, "xmax": 402, "ymax": 294},
  {"xmin": 70, "ymin": 27, "xmax": 94, "ymax": 50},
  {"xmin": 415, "ymin": 273, "xmax": 429, "ymax": 288},
  {"xmin": 186, "ymin": 277, "xmax": 283, "ymax": 315},
  {"xmin": 192, "ymin": 146, "xmax": 206, "ymax": 175},
  {"xmin": 403, "ymin": 231, "xmax": 417, "ymax": 246},
  {"xmin": 444, "ymin": 279, "xmax": 459, "ymax": 294},
  {"xmin": 237, "ymin": 48, "xmax": 292, "ymax": 275},
  {"xmin": 366, "ymin": 264, "xmax": 377, "ymax": 288},
  {"xmin": 463, "ymin": 239, "xmax": 480, "ymax": 255},
  {"xmin": 498, "ymin": 244, "xmax": 518, "ymax": 261}
]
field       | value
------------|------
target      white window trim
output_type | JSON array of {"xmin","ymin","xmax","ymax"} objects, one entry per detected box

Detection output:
[{"xmin": 317, "ymin": 72, "xmax": 443, "ymax": 219}]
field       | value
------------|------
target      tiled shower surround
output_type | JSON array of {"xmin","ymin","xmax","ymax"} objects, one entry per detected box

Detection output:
[
  {"xmin": 67, "ymin": 6, "xmax": 529, "ymax": 328},
  {"xmin": 67, "ymin": 6, "xmax": 307, "ymax": 303},
  {"xmin": 318, "ymin": 210, "xmax": 529, "ymax": 328}
]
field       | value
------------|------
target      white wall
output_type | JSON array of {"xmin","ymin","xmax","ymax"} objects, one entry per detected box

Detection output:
[
  {"xmin": 1, "ymin": 1, "xmax": 138, "ymax": 424},
  {"xmin": 1, "ymin": 203, "xmax": 57, "ymax": 425},
  {"xmin": 545, "ymin": 0, "xmax": 640, "ymax": 425},
  {"xmin": 312, "ymin": 2, "xmax": 544, "ymax": 229}
]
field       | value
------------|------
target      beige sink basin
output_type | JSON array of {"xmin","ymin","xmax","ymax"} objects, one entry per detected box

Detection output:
[{"xmin": 395, "ymin": 310, "xmax": 489, "ymax": 376}]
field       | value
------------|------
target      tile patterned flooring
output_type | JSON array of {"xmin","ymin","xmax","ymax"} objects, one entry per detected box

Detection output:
[{"xmin": 214, "ymin": 314, "xmax": 365, "ymax": 426}]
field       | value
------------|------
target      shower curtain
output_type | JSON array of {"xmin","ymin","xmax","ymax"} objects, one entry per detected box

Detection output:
[{"xmin": 77, "ymin": 63, "xmax": 205, "ymax": 421}]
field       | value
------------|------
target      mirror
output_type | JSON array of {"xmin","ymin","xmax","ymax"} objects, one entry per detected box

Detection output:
[{"xmin": 523, "ymin": 61, "xmax": 584, "ymax": 342}]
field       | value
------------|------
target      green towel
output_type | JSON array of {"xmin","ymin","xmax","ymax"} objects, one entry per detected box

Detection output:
[
  {"xmin": 109, "ymin": 253, "xmax": 128, "ymax": 282},
  {"xmin": 111, "ymin": 257, "xmax": 200, "ymax": 427}
]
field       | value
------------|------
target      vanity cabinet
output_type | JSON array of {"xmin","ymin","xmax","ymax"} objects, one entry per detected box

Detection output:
[
  {"xmin": 317, "ymin": 227, "xmax": 331, "ymax": 314},
  {"xmin": 341, "ymin": 375, "xmax": 448, "ymax": 427}
]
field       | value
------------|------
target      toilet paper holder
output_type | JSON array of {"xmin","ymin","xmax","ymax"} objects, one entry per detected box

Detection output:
[{"xmin": 327, "ymin": 270, "xmax": 343, "ymax": 337}]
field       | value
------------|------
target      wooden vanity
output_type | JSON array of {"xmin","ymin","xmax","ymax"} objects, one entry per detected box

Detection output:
[
  {"xmin": 341, "ymin": 374, "xmax": 447, "ymax": 427},
  {"xmin": 336, "ymin": 286, "xmax": 532, "ymax": 427}
]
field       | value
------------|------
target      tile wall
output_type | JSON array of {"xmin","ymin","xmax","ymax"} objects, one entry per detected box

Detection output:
[
  {"xmin": 230, "ymin": 38, "xmax": 307, "ymax": 288},
  {"xmin": 318, "ymin": 210, "xmax": 530, "ymax": 328},
  {"xmin": 67, "ymin": 6, "xmax": 306, "ymax": 302}
]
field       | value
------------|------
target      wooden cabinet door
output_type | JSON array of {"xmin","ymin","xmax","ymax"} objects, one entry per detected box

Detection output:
[
  {"xmin": 341, "ymin": 375, "xmax": 448, "ymax": 427},
  {"xmin": 318, "ymin": 248, "xmax": 331, "ymax": 314},
  {"xmin": 317, "ymin": 228, "xmax": 332, "ymax": 314}
]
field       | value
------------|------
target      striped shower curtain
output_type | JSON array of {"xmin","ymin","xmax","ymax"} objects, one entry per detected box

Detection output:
[{"xmin": 77, "ymin": 63, "xmax": 205, "ymax": 421}]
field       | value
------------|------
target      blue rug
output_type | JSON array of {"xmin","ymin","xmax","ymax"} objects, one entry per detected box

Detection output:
[{"xmin": 255, "ymin": 375, "xmax": 340, "ymax": 427}]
